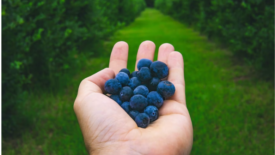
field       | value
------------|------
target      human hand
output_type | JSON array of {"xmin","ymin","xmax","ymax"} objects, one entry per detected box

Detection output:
[{"xmin": 74, "ymin": 41, "xmax": 193, "ymax": 155}]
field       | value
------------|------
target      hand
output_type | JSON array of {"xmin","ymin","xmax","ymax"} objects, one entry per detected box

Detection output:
[{"xmin": 74, "ymin": 41, "xmax": 193, "ymax": 155}]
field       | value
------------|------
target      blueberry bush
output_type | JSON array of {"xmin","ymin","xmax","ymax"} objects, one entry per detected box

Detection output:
[
  {"xmin": 2, "ymin": 0, "xmax": 146, "ymax": 137},
  {"xmin": 155, "ymin": 0, "xmax": 274, "ymax": 78}
]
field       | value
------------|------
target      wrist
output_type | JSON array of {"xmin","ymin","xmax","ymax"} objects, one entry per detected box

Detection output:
[{"xmin": 88, "ymin": 142, "xmax": 137, "ymax": 155}]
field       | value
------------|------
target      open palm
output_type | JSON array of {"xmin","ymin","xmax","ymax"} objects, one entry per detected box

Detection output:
[{"xmin": 74, "ymin": 41, "xmax": 193, "ymax": 155}]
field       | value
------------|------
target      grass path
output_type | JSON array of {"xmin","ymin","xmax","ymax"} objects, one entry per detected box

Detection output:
[{"xmin": 3, "ymin": 9, "xmax": 273, "ymax": 155}]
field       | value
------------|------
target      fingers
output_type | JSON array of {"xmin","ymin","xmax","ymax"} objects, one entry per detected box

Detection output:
[
  {"xmin": 77, "ymin": 68, "xmax": 115, "ymax": 100},
  {"xmin": 135, "ymin": 41, "xmax": 156, "ymax": 70},
  {"xmin": 157, "ymin": 43, "xmax": 174, "ymax": 63},
  {"xmin": 109, "ymin": 41, "xmax": 129, "ymax": 74},
  {"xmin": 167, "ymin": 52, "xmax": 186, "ymax": 104}
]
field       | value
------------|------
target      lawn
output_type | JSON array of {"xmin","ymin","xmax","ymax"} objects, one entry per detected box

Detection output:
[{"xmin": 3, "ymin": 8, "xmax": 273, "ymax": 155}]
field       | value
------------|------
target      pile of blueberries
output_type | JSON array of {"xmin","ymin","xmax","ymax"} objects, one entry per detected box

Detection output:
[{"xmin": 104, "ymin": 59, "xmax": 175, "ymax": 128}]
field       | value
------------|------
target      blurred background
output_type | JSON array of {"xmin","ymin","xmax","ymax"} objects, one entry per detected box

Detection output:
[{"xmin": 2, "ymin": 0, "xmax": 274, "ymax": 154}]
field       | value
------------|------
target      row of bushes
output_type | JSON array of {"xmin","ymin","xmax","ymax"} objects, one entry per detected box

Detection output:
[
  {"xmin": 2, "ymin": 0, "xmax": 146, "ymax": 137},
  {"xmin": 155, "ymin": 0, "xmax": 274, "ymax": 78}
]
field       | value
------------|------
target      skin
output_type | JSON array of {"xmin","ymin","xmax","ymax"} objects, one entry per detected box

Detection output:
[{"xmin": 74, "ymin": 41, "xmax": 193, "ymax": 155}]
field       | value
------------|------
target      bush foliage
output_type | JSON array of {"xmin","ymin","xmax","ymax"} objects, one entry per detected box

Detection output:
[
  {"xmin": 155, "ymin": 0, "xmax": 274, "ymax": 77},
  {"xmin": 2, "ymin": 0, "xmax": 146, "ymax": 137}
]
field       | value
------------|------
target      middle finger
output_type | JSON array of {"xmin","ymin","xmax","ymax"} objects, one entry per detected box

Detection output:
[{"xmin": 135, "ymin": 41, "xmax": 156, "ymax": 70}]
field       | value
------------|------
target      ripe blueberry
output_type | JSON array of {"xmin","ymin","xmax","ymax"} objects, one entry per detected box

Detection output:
[
  {"xmin": 109, "ymin": 95, "xmax": 122, "ymax": 105},
  {"xmin": 129, "ymin": 110, "xmax": 139, "ymax": 120},
  {"xmin": 128, "ymin": 77, "xmax": 141, "ymax": 89},
  {"xmin": 133, "ymin": 85, "xmax": 149, "ymax": 97},
  {"xmin": 104, "ymin": 79, "xmax": 122, "ymax": 94},
  {"xmin": 131, "ymin": 71, "xmax": 138, "ymax": 78},
  {"xmin": 150, "ymin": 61, "xmax": 169, "ymax": 79},
  {"xmin": 135, "ymin": 113, "xmax": 150, "ymax": 128},
  {"xmin": 157, "ymin": 81, "xmax": 175, "ymax": 99},
  {"xmin": 137, "ymin": 58, "xmax": 152, "ymax": 70},
  {"xmin": 121, "ymin": 102, "xmax": 131, "ymax": 113},
  {"xmin": 148, "ymin": 77, "xmax": 160, "ymax": 91},
  {"xmin": 119, "ymin": 86, "xmax": 133, "ymax": 101},
  {"xmin": 115, "ymin": 72, "xmax": 129, "ymax": 86},
  {"xmin": 147, "ymin": 91, "xmax": 163, "ymax": 108},
  {"xmin": 130, "ymin": 94, "xmax": 148, "ymax": 111},
  {"xmin": 119, "ymin": 68, "xmax": 131, "ymax": 77},
  {"xmin": 137, "ymin": 67, "xmax": 151, "ymax": 82},
  {"xmin": 144, "ymin": 106, "xmax": 159, "ymax": 122}
]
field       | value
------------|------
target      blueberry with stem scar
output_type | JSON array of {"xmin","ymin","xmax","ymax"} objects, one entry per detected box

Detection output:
[
  {"xmin": 135, "ymin": 113, "xmax": 150, "ymax": 128},
  {"xmin": 144, "ymin": 105, "xmax": 159, "ymax": 122}
]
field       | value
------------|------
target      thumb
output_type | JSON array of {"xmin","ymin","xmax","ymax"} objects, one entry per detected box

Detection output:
[{"xmin": 76, "ymin": 68, "xmax": 115, "ymax": 101}]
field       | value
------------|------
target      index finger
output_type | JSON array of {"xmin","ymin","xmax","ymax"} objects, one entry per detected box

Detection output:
[{"xmin": 109, "ymin": 41, "xmax": 129, "ymax": 74}]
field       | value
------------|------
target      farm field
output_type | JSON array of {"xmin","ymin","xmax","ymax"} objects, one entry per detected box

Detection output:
[{"xmin": 3, "ymin": 9, "xmax": 273, "ymax": 155}]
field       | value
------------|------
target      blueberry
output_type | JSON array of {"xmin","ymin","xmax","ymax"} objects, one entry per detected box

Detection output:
[
  {"xmin": 150, "ymin": 61, "xmax": 169, "ymax": 79},
  {"xmin": 137, "ymin": 67, "xmax": 151, "ymax": 82},
  {"xmin": 147, "ymin": 91, "xmax": 164, "ymax": 108},
  {"xmin": 144, "ymin": 106, "xmax": 159, "ymax": 122},
  {"xmin": 157, "ymin": 81, "xmax": 175, "ymax": 99},
  {"xmin": 133, "ymin": 85, "xmax": 149, "ymax": 97},
  {"xmin": 115, "ymin": 72, "xmax": 129, "ymax": 86},
  {"xmin": 137, "ymin": 58, "xmax": 152, "ymax": 70},
  {"xmin": 121, "ymin": 102, "xmax": 131, "ymax": 113},
  {"xmin": 119, "ymin": 86, "xmax": 133, "ymax": 101},
  {"xmin": 135, "ymin": 113, "xmax": 150, "ymax": 128},
  {"xmin": 128, "ymin": 77, "xmax": 141, "ymax": 89},
  {"xmin": 129, "ymin": 110, "xmax": 139, "ymax": 120},
  {"xmin": 109, "ymin": 95, "xmax": 122, "ymax": 105},
  {"xmin": 131, "ymin": 71, "xmax": 138, "ymax": 78},
  {"xmin": 130, "ymin": 95, "xmax": 148, "ymax": 111},
  {"xmin": 148, "ymin": 77, "xmax": 160, "ymax": 91},
  {"xmin": 104, "ymin": 79, "xmax": 122, "ymax": 94},
  {"xmin": 119, "ymin": 68, "xmax": 131, "ymax": 77}
]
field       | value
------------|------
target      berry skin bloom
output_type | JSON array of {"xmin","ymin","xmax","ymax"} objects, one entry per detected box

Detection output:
[
  {"xmin": 119, "ymin": 68, "xmax": 131, "ymax": 77},
  {"xmin": 128, "ymin": 77, "xmax": 141, "ymax": 89},
  {"xmin": 119, "ymin": 86, "xmax": 133, "ymax": 101},
  {"xmin": 109, "ymin": 95, "xmax": 122, "ymax": 105},
  {"xmin": 135, "ymin": 113, "xmax": 150, "ymax": 128},
  {"xmin": 150, "ymin": 61, "xmax": 169, "ymax": 79},
  {"xmin": 157, "ymin": 81, "xmax": 175, "ymax": 99},
  {"xmin": 137, "ymin": 67, "xmax": 151, "ymax": 82},
  {"xmin": 137, "ymin": 58, "xmax": 152, "ymax": 70},
  {"xmin": 130, "ymin": 94, "xmax": 148, "ymax": 111},
  {"xmin": 144, "ymin": 105, "xmax": 159, "ymax": 122},
  {"xmin": 115, "ymin": 72, "xmax": 129, "ymax": 86},
  {"xmin": 129, "ymin": 110, "xmax": 139, "ymax": 120},
  {"xmin": 133, "ymin": 85, "xmax": 149, "ymax": 97},
  {"xmin": 121, "ymin": 102, "xmax": 131, "ymax": 113},
  {"xmin": 131, "ymin": 71, "xmax": 138, "ymax": 78},
  {"xmin": 147, "ymin": 91, "xmax": 164, "ymax": 108},
  {"xmin": 104, "ymin": 79, "xmax": 122, "ymax": 94},
  {"xmin": 148, "ymin": 77, "xmax": 160, "ymax": 91}
]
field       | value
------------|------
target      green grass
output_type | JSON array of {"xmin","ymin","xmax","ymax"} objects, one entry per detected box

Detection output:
[{"xmin": 3, "ymin": 8, "xmax": 274, "ymax": 155}]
